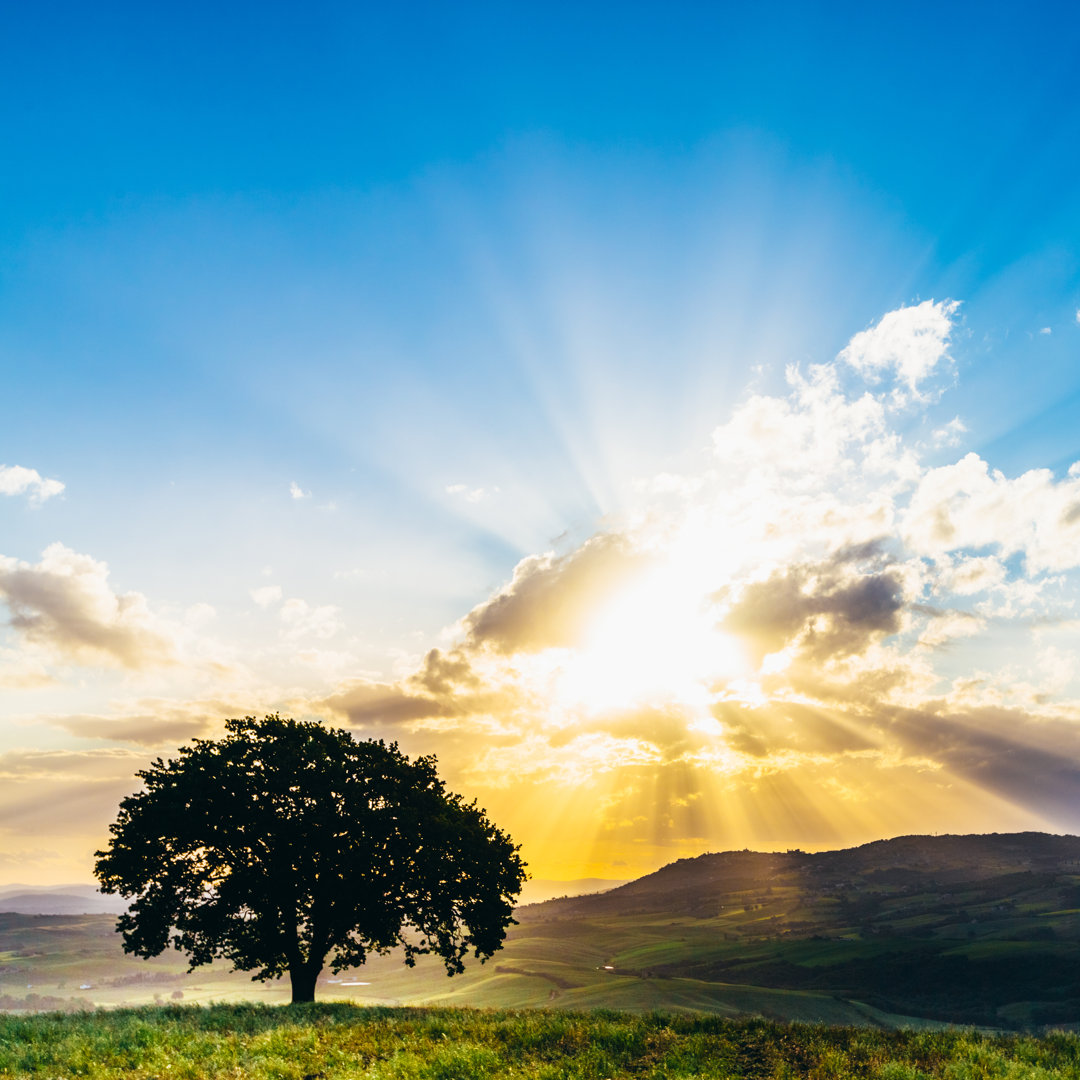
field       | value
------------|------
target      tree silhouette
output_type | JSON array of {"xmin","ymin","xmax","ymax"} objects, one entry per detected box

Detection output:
[{"xmin": 95, "ymin": 714, "xmax": 526, "ymax": 1003}]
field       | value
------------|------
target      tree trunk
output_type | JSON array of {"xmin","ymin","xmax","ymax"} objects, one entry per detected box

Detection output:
[{"xmin": 289, "ymin": 963, "xmax": 321, "ymax": 1003}]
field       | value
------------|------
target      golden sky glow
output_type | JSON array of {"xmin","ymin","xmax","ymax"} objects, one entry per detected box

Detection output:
[{"xmin": 4, "ymin": 300, "xmax": 1080, "ymax": 885}]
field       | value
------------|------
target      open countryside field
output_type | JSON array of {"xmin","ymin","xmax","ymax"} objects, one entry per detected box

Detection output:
[
  {"xmin": 8, "ymin": 835, "xmax": 1080, "ymax": 1029},
  {"xmin": 4, "ymin": 1004, "xmax": 1080, "ymax": 1080}
]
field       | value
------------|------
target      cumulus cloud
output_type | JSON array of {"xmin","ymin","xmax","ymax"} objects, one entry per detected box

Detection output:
[
  {"xmin": 280, "ymin": 597, "xmax": 343, "ymax": 640},
  {"xmin": 904, "ymin": 452, "xmax": 1080, "ymax": 573},
  {"xmin": 932, "ymin": 417, "xmax": 967, "ymax": 448},
  {"xmin": 251, "ymin": 584, "xmax": 283, "ymax": 608},
  {"xmin": 289, "ymin": 481, "xmax": 309, "ymax": 499},
  {"xmin": 0, "ymin": 464, "xmax": 64, "ymax": 504},
  {"xmin": 311, "ymin": 297, "xmax": 1080, "ymax": 859},
  {"xmin": 15, "ymin": 297, "xmax": 1080, "ymax": 879},
  {"xmin": 463, "ymin": 534, "xmax": 653, "ymax": 654},
  {"xmin": 0, "ymin": 543, "xmax": 175, "ymax": 668},
  {"xmin": 719, "ymin": 550, "xmax": 906, "ymax": 665},
  {"xmin": 837, "ymin": 298, "xmax": 959, "ymax": 395}
]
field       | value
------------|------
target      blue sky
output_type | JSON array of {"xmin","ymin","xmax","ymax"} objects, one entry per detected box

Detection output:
[{"xmin": 2, "ymin": 2, "xmax": 1080, "ymax": 883}]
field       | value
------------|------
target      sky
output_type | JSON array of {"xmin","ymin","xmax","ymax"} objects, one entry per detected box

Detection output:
[{"xmin": 3, "ymin": 2, "xmax": 1080, "ymax": 886}]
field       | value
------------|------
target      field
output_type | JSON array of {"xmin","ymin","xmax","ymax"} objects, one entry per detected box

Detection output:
[
  {"xmin": 4, "ymin": 1004, "xmax": 1080, "ymax": 1079},
  {"xmin": 8, "ymin": 834, "xmax": 1080, "ymax": 1028}
]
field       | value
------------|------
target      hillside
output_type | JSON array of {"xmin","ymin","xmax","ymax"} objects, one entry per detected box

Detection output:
[
  {"xmin": 5, "ymin": 833, "xmax": 1080, "ymax": 1028},
  {"xmin": 510, "ymin": 832, "xmax": 1080, "ymax": 1027}
]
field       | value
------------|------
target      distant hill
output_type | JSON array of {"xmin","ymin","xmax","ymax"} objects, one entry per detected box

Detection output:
[
  {"xmin": 525, "ymin": 831, "xmax": 1080, "ymax": 920},
  {"xmin": 0, "ymin": 885, "xmax": 126, "ymax": 916},
  {"xmin": 513, "ymin": 832, "xmax": 1080, "ymax": 1027},
  {"xmin": 7, "ymin": 833, "xmax": 1080, "ymax": 1028},
  {"xmin": 516, "ymin": 877, "xmax": 630, "ymax": 905}
]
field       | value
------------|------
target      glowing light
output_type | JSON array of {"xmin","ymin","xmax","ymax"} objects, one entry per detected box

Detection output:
[{"xmin": 551, "ymin": 561, "xmax": 748, "ymax": 713}]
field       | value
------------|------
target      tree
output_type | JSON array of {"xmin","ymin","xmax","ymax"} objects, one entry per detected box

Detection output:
[{"xmin": 94, "ymin": 714, "xmax": 526, "ymax": 1003}]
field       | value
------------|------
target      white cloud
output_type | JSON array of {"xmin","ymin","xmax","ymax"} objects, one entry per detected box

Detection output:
[
  {"xmin": 446, "ymin": 483, "xmax": 497, "ymax": 504},
  {"xmin": 932, "ymin": 417, "xmax": 967, "ymax": 448},
  {"xmin": 251, "ymin": 584, "xmax": 283, "ymax": 608},
  {"xmin": 0, "ymin": 543, "xmax": 175, "ymax": 669},
  {"xmin": 712, "ymin": 361, "xmax": 907, "ymax": 484},
  {"xmin": 0, "ymin": 464, "xmax": 65, "ymax": 504},
  {"xmin": 184, "ymin": 602, "xmax": 217, "ymax": 627},
  {"xmin": 935, "ymin": 555, "xmax": 1006, "ymax": 596},
  {"xmin": 11, "ymin": 297, "xmax": 1080, "ymax": 877},
  {"xmin": 280, "ymin": 597, "xmax": 343, "ymax": 640},
  {"xmin": 289, "ymin": 481, "xmax": 310, "ymax": 500},
  {"xmin": 837, "ymin": 299, "xmax": 959, "ymax": 395},
  {"xmin": 1039, "ymin": 326, "xmax": 1052, "ymax": 336},
  {"xmin": 903, "ymin": 452, "xmax": 1080, "ymax": 573}
]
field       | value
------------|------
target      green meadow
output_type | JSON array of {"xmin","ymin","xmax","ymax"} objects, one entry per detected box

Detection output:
[
  {"xmin": 8, "ymin": 835, "xmax": 1080, "ymax": 1029},
  {"xmin": 4, "ymin": 1004, "xmax": 1080, "ymax": 1080}
]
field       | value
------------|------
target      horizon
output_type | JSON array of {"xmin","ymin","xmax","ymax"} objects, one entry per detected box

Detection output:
[
  {"xmin": 6, "ymin": 826, "xmax": 1080, "ymax": 902},
  {"xmin": 3, "ymin": 4, "xmax": 1080, "ymax": 887}
]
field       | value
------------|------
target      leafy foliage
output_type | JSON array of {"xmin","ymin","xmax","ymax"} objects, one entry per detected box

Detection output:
[{"xmin": 94, "ymin": 715, "xmax": 525, "ymax": 1001}]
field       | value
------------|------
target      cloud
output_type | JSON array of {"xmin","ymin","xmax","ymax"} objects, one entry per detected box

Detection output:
[
  {"xmin": 903, "ymin": 452, "xmax": 1080, "ymax": 573},
  {"xmin": 0, "ymin": 543, "xmax": 175, "ymax": 669},
  {"xmin": 463, "ymin": 534, "xmax": 653, "ymax": 654},
  {"xmin": 932, "ymin": 417, "xmax": 967, "ymax": 448},
  {"xmin": 0, "ymin": 464, "xmax": 64, "ymax": 504},
  {"xmin": 322, "ymin": 676, "xmax": 455, "ymax": 727},
  {"xmin": 280, "ymin": 597, "xmax": 343, "ymax": 640},
  {"xmin": 308, "ymin": 297, "xmax": 1080, "ymax": 858},
  {"xmin": 446, "ymin": 483, "xmax": 498, "ymax": 503},
  {"xmin": 837, "ymin": 298, "xmax": 959, "ymax": 395},
  {"xmin": 14, "ymin": 297, "xmax": 1080, "ymax": 880},
  {"xmin": 719, "ymin": 549, "xmax": 906, "ymax": 665},
  {"xmin": 251, "ymin": 584, "xmax": 283, "ymax": 608},
  {"xmin": 289, "ymin": 481, "xmax": 309, "ymax": 499},
  {"xmin": 43, "ymin": 694, "xmax": 285, "ymax": 747},
  {"xmin": 0, "ymin": 746, "xmax": 152, "ymax": 841}
]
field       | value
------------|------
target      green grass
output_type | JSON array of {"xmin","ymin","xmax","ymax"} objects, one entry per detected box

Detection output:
[{"xmin": 2, "ymin": 1003, "xmax": 1080, "ymax": 1078}]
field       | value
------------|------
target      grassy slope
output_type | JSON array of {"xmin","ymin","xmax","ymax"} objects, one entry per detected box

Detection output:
[
  {"xmin": 7, "ymin": 834, "xmax": 1080, "ymax": 1027},
  {"xmin": 3, "ymin": 1004, "xmax": 1080, "ymax": 1079}
]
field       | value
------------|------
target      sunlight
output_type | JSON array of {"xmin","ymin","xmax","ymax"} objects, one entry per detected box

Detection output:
[{"xmin": 551, "ymin": 562, "xmax": 749, "ymax": 714}]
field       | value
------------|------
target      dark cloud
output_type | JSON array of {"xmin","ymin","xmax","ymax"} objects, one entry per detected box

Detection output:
[
  {"xmin": 713, "ymin": 700, "xmax": 878, "ymax": 758},
  {"xmin": 463, "ymin": 534, "xmax": 651, "ymax": 654},
  {"xmin": 885, "ymin": 704, "xmax": 1080, "ymax": 825},
  {"xmin": 720, "ymin": 551, "xmax": 905, "ymax": 664},
  {"xmin": 413, "ymin": 647, "xmax": 482, "ymax": 696},
  {"xmin": 320, "ymin": 677, "xmax": 454, "ymax": 728}
]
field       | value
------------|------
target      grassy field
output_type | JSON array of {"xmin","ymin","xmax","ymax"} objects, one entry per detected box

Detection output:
[
  {"xmin": 9, "ymin": 835, "xmax": 1080, "ymax": 1028},
  {"xmin": 4, "ymin": 1004, "xmax": 1080, "ymax": 1079},
  {"xmin": 0, "ymin": 912, "xmax": 934, "ymax": 1027}
]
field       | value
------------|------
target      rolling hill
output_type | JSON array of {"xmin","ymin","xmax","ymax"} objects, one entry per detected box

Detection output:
[{"xmin": 5, "ymin": 832, "xmax": 1080, "ymax": 1028}]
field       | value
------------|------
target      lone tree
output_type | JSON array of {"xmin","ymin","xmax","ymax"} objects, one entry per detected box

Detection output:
[{"xmin": 95, "ymin": 714, "xmax": 526, "ymax": 1003}]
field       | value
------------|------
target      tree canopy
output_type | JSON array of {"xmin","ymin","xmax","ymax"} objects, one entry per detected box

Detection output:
[{"xmin": 94, "ymin": 714, "xmax": 526, "ymax": 1002}]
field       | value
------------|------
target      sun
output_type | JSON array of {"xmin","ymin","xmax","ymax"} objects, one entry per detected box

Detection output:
[{"xmin": 550, "ymin": 560, "xmax": 749, "ymax": 714}]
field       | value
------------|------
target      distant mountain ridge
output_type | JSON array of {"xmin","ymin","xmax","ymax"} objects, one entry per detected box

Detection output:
[
  {"xmin": 6, "ymin": 832, "xmax": 1080, "ymax": 1027},
  {"xmin": 513, "ymin": 831, "xmax": 1080, "ymax": 1027},
  {"xmin": 0, "ymin": 885, "xmax": 126, "ymax": 916},
  {"xmin": 525, "ymin": 832, "xmax": 1080, "ymax": 920}
]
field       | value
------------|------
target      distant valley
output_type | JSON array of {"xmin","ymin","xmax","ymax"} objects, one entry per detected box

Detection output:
[{"xmin": 5, "ymin": 832, "xmax": 1080, "ymax": 1029}]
